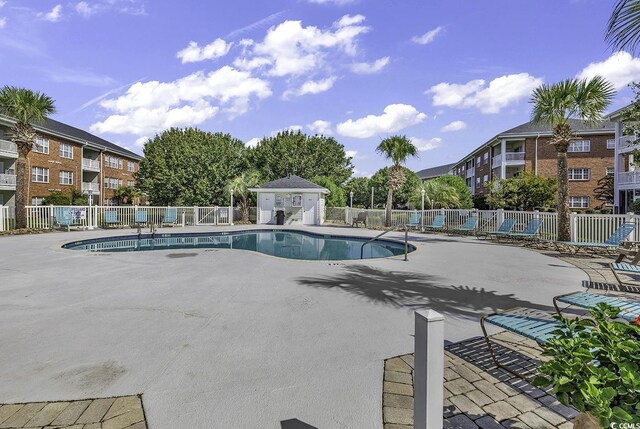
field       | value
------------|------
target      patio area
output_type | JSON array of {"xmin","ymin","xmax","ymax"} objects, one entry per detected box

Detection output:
[{"xmin": 0, "ymin": 225, "xmax": 590, "ymax": 428}]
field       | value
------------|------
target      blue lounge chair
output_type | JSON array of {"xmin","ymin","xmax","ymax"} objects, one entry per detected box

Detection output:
[
  {"xmin": 477, "ymin": 218, "xmax": 516, "ymax": 240},
  {"xmin": 553, "ymin": 291, "xmax": 640, "ymax": 322},
  {"xmin": 103, "ymin": 210, "xmax": 119, "ymax": 228},
  {"xmin": 424, "ymin": 214, "xmax": 446, "ymax": 231},
  {"xmin": 507, "ymin": 218, "xmax": 544, "ymax": 243},
  {"xmin": 448, "ymin": 216, "xmax": 478, "ymax": 235},
  {"xmin": 405, "ymin": 212, "xmax": 421, "ymax": 230},
  {"xmin": 554, "ymin": 223, "xmax": 635, "ymax": 254},
  {"xmin": 610, "ymin": 262, "xmax": 640, "ymax": 287},
  {"xmin": 134, "ymin": 209, "xmax": 148, "ymax": 226},
  {"xmin": 55, "ymin": 207, "xmax": 74, "ymax": 231},
  {"xmin": 162, "ymin": 208, "xmax": 177, "ymax": 227}
]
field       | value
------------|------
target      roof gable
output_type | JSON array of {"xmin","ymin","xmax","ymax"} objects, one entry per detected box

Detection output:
[{"xmin": 259, "ymin": 175, "xmax": 326, "ymax": 190}]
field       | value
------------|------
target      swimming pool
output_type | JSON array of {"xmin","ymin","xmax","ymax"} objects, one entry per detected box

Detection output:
[{"xmin": 62, "ymin": 229, "xmax": 416, "ymax": 261}]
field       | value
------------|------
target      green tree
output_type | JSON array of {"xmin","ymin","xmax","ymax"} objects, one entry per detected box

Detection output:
[
  {"xmin": 227, "ymin": 170, "xmax": 262, "ymax": 222},
  {"xmin": 594, "ymin": 175, "xmax": 615, "ymax": 208},
  {"xmin": 411, "ymin": 180, "xmax": 460, "ymax": 209},
  {"xmin": 41, "ymin": 189, "xmax": 88, "ymax": 206},
  {"xmin": 486, "ymin": 171, "xmax": 557, "ymax": 210},
  {"xmin": 248, "ymin": 131, "xmax": 353, "ymax": 184},
  {"xmin": 530, "ymin": 76, "xmax": 615, "ymax": 240},
  {"xmin": 370, "ymin": 167, "xmax": 421, "ymax": 209},
  {"xmin": 344, "ymin": 177, "xmax": 372, "ymax": 208},
  {"xmin": 113, "ymin": 186, "xmax": 142, "ymax": 205},
  {"xmin": 618, "ymin": 83, "xmax": 640, "ymax": 168},
  {"xmin": 606, "ymin": 0, "xmax": 640, "ymax": 53},
  {"xmin": 311, "ymin": 176, "xmax": 346, "ymax": 207},
  {"xmin": 375, "ymin": 135, "xmax": 418, "ymax": 226},
  {"xmin": 432, "ymin": 175, "xmax": 473, "ymax": 208},
  {"xmin": 136, "ymin": 128, "xmax": 247, "ymax": 206},
  {"xmin": 0, "ymin": 86, "xmax": 56, "ymax": 228}
]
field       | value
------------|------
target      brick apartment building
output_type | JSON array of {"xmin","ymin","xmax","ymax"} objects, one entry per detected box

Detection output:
[
  {"xmin": 451, "ymin": 119, "xmax": 615, "ymax": 210},
  {"xmin": 0, "ymin": 115, "xmax": 142, "ymax": 207}
]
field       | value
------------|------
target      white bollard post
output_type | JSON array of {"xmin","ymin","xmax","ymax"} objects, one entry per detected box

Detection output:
[
  {"xmin": 570, "ymin": 212, "xmax": 578, "ymax": 242},
  {"xmin": 414, "ymin": 309, "xmax": 444, "ymax": 429},
  {"xmin": 0, "ymin": 206, "xmax": 4, "ymax": 232}
]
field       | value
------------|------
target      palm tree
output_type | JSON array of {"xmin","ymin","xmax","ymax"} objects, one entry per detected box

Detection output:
[
  {"xmin": 228, "ymin": 170, "xmax": 262, "ymax": 222},
  {"xmin": 530, "ymin": 76, "xmax": 615, "ymax": 241},
  {"xmin": 606, "ymin": 0, "xmax": 640, "ymax": 53},
  {"xmin": 412, "ymin": 180, "xmax": 460, "ymax": 209},
  {"xmin": 0, "ymin": 86, "xmax": 56, "ymax": 229},
  {"xmin": 376, "ymin": 135, "xmax": 418, "ymax": 227}
]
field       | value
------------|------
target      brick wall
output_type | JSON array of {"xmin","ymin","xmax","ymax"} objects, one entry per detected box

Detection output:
[{"xmin": 101, "ymin": 153, "xmax": 139, "ymax": 204}]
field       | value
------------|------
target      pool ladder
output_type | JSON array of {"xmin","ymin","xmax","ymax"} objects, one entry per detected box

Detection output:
[{"xmin": 360, "ymin": 224, "xmax": 409, "ymax": 261}]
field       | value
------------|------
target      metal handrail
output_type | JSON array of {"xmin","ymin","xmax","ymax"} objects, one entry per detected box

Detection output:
[{"xmin": 360, "ymin": 223, "xmax": 409, "ymax": 261}]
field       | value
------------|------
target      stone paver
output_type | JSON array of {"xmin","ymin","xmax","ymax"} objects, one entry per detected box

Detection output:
[{"xmin": 0, "ymin": 396, "xmax": 146, "ymax": 429}]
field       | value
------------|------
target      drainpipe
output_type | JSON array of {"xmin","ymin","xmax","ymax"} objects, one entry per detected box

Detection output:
[{"xmin": 534, "ymin": 132, "xmax": 540, "ymax": 175}]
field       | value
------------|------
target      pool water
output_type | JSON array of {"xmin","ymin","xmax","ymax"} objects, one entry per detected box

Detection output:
[{"xmin": 62, "ymin": 230, "xmax": 416, "ymax": 261}]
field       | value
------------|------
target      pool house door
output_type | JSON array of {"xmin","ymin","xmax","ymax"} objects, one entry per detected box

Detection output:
[{"xmin": 302, "ymin": 193, "xmax": 317, "ymax": 225}]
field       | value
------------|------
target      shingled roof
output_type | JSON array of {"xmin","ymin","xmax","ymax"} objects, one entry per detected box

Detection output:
[
  {"xmin": 415, "ymin": 163, "xmax": 455, "ymax": 180},
  {"xmin": 500, "ymin": 118, "xmax": 614, "ymax": 136},
  {"xmin": 258, "ymin": 175, "xmax": 327, "ymax": 190}
]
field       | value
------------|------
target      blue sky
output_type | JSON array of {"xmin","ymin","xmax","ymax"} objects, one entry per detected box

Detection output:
[{"xmin": 0, "ymin": 0, "xmax": 637, "ymax": 177}]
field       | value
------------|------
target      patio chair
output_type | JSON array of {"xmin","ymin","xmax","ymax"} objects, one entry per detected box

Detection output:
[
  {"xmin": 610, "ymin": 262, "xmax": 640, "ymax": 288},
  {"xmin": 448, "ymin": 216, "xmax": 478, "ymax": 235},
  {"xmin": 507, "ymin": 218, "xmax": 544, "ymax": 244},
  {"xmin": 405, "ymin": 212, "xmax": 422, "ymax": 230},
  {"xmin": 103, "ymin": 210, "xmax": 119, "ymax": 228},
  {"xmin": 352, "ymin": 212, "xmax": 367, "ymax": 228},
  {"xmin": 554, "ymin": 223, "xmax": 635, "ymax": 255},
  {"xmin": 423, "ymin": 214, "xmax": 446, "ymax": 231},
  {"xmin": 134, "ymin": 209, "xmax": 148, "ymax": 227},
  {"xmin": 476, "ymin": 218, "xmax": 516, "ymax": 240},
  {"xmin": 55, "ymin": 207, "xmax": 74, "ymax": 232},
  {"xmin": 553, "ymin": 291, "xmax": 640, "ymax": 321},
  {"xmin": 161, "ymin": 208, "xmax": 178, "ymax": 227}
]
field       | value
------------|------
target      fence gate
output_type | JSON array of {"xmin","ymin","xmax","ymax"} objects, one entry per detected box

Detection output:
[{"xmin": 197, "ymin": 207, "xmax": 218, "ymax": 225}]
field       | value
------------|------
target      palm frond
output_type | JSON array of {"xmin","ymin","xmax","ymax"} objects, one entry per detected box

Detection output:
[
  {"xmin": 375, "ymin": 135, "xmax": 419, "ymax": 166},
  {"xmin": 574, "ymin": 76, "xmax": 616, "ymax": 125},
  {"xmin": 0, "ymin": 86, "xmax": 56, "ymax": 125},
  {"xmin": 606, "ymin": 0, "xmax": 640, "ymax": 54}
]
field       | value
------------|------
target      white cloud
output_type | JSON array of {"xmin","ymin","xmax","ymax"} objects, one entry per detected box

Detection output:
[
  {"xmin": 91, "ymin": 66, "xmax": 271, "ymax": 136},
  {"xmin": 307, "ymin": 0, "xmax": 356, "ymax": 4},
  {"xmin": 353, "ymin": 168, "xmax": 372, "ymax": 178},
  {"xmin": 245, "ymin": 137, "xmax": 260, "ymax": 148},
  {"xmin": 350, "ymin": 56, "xmax": 389, "ymax": 74},
  {"xmin": 226, "ymin": 11, "xmax": 286, "ymax": 39},
  {"xmin": 412, "ymin": 27, "xmax": 443, "ymax": 45},
  {"xmin": 0, "ymin": 17, "xmax": 5, "ymax": 29},
  {"xmin": 307, "ymin": 120, "xmax": 332, "ymax": 134},
  {"xmin": 39, "ymin": 4, "xmax": 62, "ymax": 22},
  {"xmin": 270, "ymin": 125, "xmax": 303, "ymax": 136},
  {"xmin": 440, "ymin": 120, "xmax": 467, "ymax": 132},
  {"xmin": 43, "ymin": 66, "xmax": 115, "ymax": 86},
  {"xmin": 283, "ymin": 76, "xmax": 337, "ymax": 98},
  {"xmin": 576, "ymin": 52, "xmax": 640, "ymax": 90},
  {"xmin": 75, "ymin": 1, "xmax": 99, "ymax": 17},
  {"xmin": 234, "ymin": 16, "xmax": 369, "ymax": 77},
  {"xmin": 176, "ymin": 39, "xmax": 232, "ymax": 64},
  {"xmin": 427, "ymin": 73, "xmax": 543, "ymax": 114},
  {"xmin": 0, "ymin": 1, "xmax": 6, "ymax": 8},
  {"xmin": 345, "ymin": 150, "xmax": 357, "ymax": 158},
  {"xmin": 134, "ymin": 136, "xmax": 149, "ymax": 148},
  {"xmin": 74, "ymin": 0, "xmax": 145, "ymax": 18},
  {"xmin": 337, "ymin": 104, "xmax": 427, "ymax": 138},
  {"xmin": 411, "ymin": 137, "xmax": 441, "ymax": 152}
]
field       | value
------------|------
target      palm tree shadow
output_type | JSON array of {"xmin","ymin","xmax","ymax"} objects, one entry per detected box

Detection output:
[{"xmin": 296, "ymin": 265, "xmax": 553, "ymax": 319}]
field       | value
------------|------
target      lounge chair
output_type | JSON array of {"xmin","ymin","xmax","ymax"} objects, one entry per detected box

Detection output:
[
  {"xmin": 162, "ymin": 208, "xmax": 178, "ymax": 227},
  {"xmin": 448, "ymin": 216, "xmax": 478, "ymax": 235},
  {"xmin": 554, "ymin": 223, "xmax": 635, "ymax": 255},
  {"xmin": 405, "ymin": 212, "xmax": 421, "ymax": 230},
  {"xmin": 610, "ymin": 262, "xmax": 640, "ymax": 287},
  {"xmin": 103, "ymin": 210, "xmax": 119, "ymax": 228},
  {"xmin": 476, "ymin": 218, "xmax": 516, "ymax": 240},
  {"xmin": 423, "ymin": 214, "xmax": 446, "ymax": 231},
  {"xmin": 352, "ymin": 212, "xmax": 367, "ymax": 228},
  {"xmin": 134, "ymin": 209, "xmax": 148, "ymax": 227},
  {"xmin": 507, "ymin": 218, "xmax": 544, "ymax": 244},
  {"xmin": 553, "ymin": 291, "xmax": 640, "ymax": 322},
  {"xmin": 55, "ymin": 207, "xmax": 74, "ymax": 231}
]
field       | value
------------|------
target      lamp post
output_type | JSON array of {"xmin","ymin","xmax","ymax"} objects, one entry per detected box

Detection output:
[
  {"xmin": 420, "ymin": 188, "xmax": 425, "ymax": 232},
  {"xmin": 87, "ymin": 190, "xmax": 94, "ymax": 230},
  {"xmin": 349, "ymin": 190, "xmax": 353, "ymax": 208},
  {"xmin": 230, "ymin": 189, "xmax": 234, "ymax": 226},
  {"xmin": 370, "ymin": 187, "xmax": 374, "ymax": 209}
]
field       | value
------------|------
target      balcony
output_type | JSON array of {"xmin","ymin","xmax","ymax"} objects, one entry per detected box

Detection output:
[
  {"xmin": 0, "ymin": 140, "xmax": 17, "ymax": 159},
  {"xmin": 82, "ymin": 158, "xmax": 101, "ymax": 171},
  {"xmin": 82, "ymin": 182, "xmax": 100, "ymax": 193},
  {"xmin": 465, "ymin": 167, "xmax": 475, "ymax": 178},
  {"xmin": 0, "ymin": 174, "xmax": 16, "ymax": 190},
  {"xmin": 492, "ymin": 152, "xmax": 525, "ymax": 168}
]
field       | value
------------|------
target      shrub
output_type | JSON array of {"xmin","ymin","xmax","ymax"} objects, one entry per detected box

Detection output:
[{"xmin": 631, "ymin": 199, "xmax": 640, "ymax": 214}]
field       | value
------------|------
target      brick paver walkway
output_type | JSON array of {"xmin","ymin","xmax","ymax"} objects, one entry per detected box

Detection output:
[{"xmin": 0, "ymin": 395, "xmax": 146, "ymax": 429}]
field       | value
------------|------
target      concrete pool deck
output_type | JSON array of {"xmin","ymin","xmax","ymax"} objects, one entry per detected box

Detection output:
[{"xmin": 0, "ymin": 225, "xmax": 587, "ymax": 428}]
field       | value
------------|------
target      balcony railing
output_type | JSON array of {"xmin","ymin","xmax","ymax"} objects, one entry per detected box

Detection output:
[
  {"xmin": 82, "ymin": 158, "xmax": 100, "ymax": 171},
  {"xmin": 492, "ymin": 152, "xmax": 525, "ymax": 168},
  {"xmin": 82, "ymin": 182, "xmax": 100, "ymax": 193},
  {"xmin": 0, "ymin": 140, "xmax": 17, "ymax": 158},
  {"xmin": 465, "ymin": 167, "xmax": 475, "ymax": 178},
  {"xmin": 0, "ymin": 174, "xmax": 16, "ymax": 188},
  {"xmin": 618, "ymin": 171, "xmax": 640, "ymax": 186}
]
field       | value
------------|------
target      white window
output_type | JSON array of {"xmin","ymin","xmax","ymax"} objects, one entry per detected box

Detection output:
[
  {"xmin": 33, "ymin": 136, "xmax": 49, "ymax": 154},
  {"xmin": 31, "ymin": 196, "xmax": 45, "ymax": 206},
  {"xmin": 105, "ymin": 156, "xmax": 120, "ymax": 169},
  {"xmin": 59, "ymin": 171, "xmax": 73, "ymax": 185},
  {"xmin": 607, "ymin": 139, "xmax": 616, "ymax": 149},
  {"xmin": 568, "ymin": 168, "xmax": 590, "ymax": 181},
  {"xmin": 476, "ymin": 177, "xmax": 480, "ymax": 185},
  {"xmin": 476, "ymin": 156, "xmax": 481, "ymax": 165},
  {"xmin": 31, "ymin": 166, "xmax": 49, "ymax": 183},
  {"xmin": 59, "ymin": 143, "xmax": 73, "ymax": 159},
  {"xmin": 568, "ymin": 140, "xmax": 591, "ymax": 153},
  {"xmin": 606, "ymin": 167, "xmax": 615, "ymax": 176},
  {"xmin": 118, "ymin": 159, "xmax": 123, "ymax": 169},
  {"xmin": 127, "ymin": 161, "xmax": 135, "ymax": 172},
  {"xmin": 127, "ymin": 180, "xmax": 135, "ymax": 187},
  {"xmin": 569, "ymin": 196, "xmax": 590, "ymax": 208},
  {"xmin": 118, "ymin": 179, "xmax": 123, "ymax": 188},
  {"xmin": 483, "ymin": 152, "xmax": 489, "ymax": 164},
  {"xmin": 483, "ymin": 174, "xmax": 489, "ymax": 183}
]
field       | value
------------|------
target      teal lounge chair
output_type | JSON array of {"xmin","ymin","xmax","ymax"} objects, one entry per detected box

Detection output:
[
  {"xmin": 405, "ymin": 212, "xmax": 422, "ymax": 230},
  {"xmin": 103, "ymin": 210, "xmax": 119, "ymax": 228},
  {"xmin": 448, "ymin": 216, "xmax": 478, "ymax": 235},
  {"xmin": 554, "ymin": 223, "xmax": 635, "ymax": 254},
  {"xmin": 553, "ymin": 291, "xmax": 640, "ymax": 321},
  {"xmin": 134, "ymin": 209, "xmax": 148, "ymax": 227},
  {"xmin": 610, "ymin": 262, "xmax": 640, "ymax": 287},
  {"xmin": 424, "ymin": 214, "xmax": 446, "ymax": 231},
  {"xmin": 162, "ymin": 208, "xmax": 178, "ymax": 227},
  {"xmin": 477, "ymin": 218, "xmax": 516, "ymax": 240},
  {"xmin": 507, "ymin": 218, "xmax": 544, "ymax": 244},
  {"xmin": 55, "ymin": 207, "xmax": 73, "ymax": 231}
]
